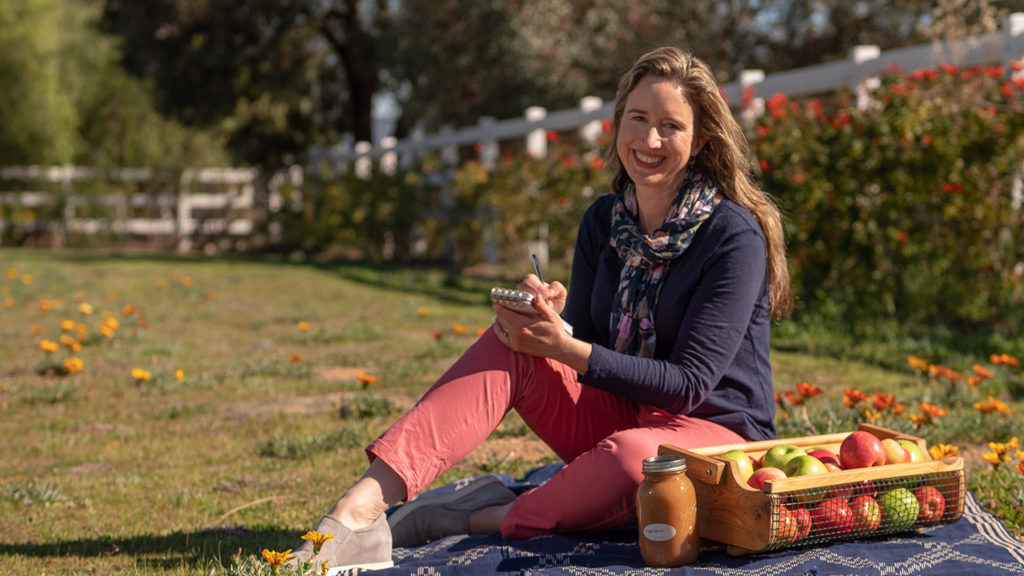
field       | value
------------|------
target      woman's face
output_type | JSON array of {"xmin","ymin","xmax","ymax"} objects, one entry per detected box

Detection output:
[{"xmin": 616, "ymin": 75, "xmax": 705, "ymax": 199}]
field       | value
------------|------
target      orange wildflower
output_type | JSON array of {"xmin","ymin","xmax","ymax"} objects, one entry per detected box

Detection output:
[
  {"xmin": 991, "ymin": 353, "xmax": 1020, "ymax": 367},
  {"xmin": 298, "ymin": 321, "xmax": 310, "ymax": 332},
  {"xmin": 974, "ymin": 396, "xmax": 1014, "ymax": 415},
  {"xmin": 842, "ymin": 387, "xmax": 868, "ymax": 408},
  {"xmin": 131, "ymin": 368, "xmax": 151, "ymax": 381},
  {"xmin": 451, "ymin": 323, "xmax": 468, "ymax": 335},
  {"xmin": 783, "ymin": 389, "xmax": 802, "ymax": 405},
  {"xmin": 907, "ymin": 355, "xmax": 929, "ymax": 372},
  {"xmin": 39, "ymin": 340, "xmax": 59, "ymax": 353},
  {"xmin": 430, "ymin": 330, "xmax": 443, "ymax": 340},
  {"xmin": 972, "ymin": 364, "xmax": 994, "ymax": 379},
  {"xmin": 872, "ymin": 392, "xmax": 897, "ymax": 411},
  {"xmin": 288, "ymin": 353, "xmax": 304, "ymax": 362},
  {"xmin": 919, "ymin": 402, "xmax": 949, "ymax": 418},
  {"xmin": 64, "ymin": 357, "xmax": 84, "ymax": 374},
  {"xmin": 356, "ymin": 372, "xmax": 379, "ymax": 388},
  {"xmin": 795, "ymin": 381, "xmax": 822, "ymax": 399}
]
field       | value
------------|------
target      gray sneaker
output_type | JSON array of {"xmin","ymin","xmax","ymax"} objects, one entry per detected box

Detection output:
[
  {"xmin": 287, "ymin": 514, "xmax": 393, "ymax": 574},
  {"xmin": 387, "ymin": 475, "xmax": 516, "ymax": 547}
]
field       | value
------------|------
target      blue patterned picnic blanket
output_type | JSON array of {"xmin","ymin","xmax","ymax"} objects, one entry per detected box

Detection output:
[{"xmin": 373, "ymin": 463, "xmax": 1024, "ymax": 576}]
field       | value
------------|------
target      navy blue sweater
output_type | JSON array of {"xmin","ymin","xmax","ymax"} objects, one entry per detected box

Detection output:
[{"xmin": 563, "ymin": 193, "xmax": 776, "ymax": 442}]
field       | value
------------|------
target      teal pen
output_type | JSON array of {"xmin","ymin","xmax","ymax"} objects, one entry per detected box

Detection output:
[{"xmin": 531, "ymin": 253, "xmax": 543, "ymax": 282}]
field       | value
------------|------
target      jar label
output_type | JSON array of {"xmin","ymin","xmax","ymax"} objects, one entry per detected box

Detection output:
[{"xmin": 643, "ymin": 523, "xmax": 677, "ymax": 542}]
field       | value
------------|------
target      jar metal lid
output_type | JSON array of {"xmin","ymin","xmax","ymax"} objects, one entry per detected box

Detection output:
[{"xmin": 642, "ymin": 454, "xmax": 687, "ymax": 473}]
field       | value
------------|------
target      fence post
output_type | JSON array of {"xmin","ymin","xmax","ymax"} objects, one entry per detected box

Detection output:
[
  {"xmin": 525, "ymin": 106, "xmax": 548, "ymax": 159},
  {"xmin": 1004, "ymin": 13, "xmax": 1024, "ymax": 78},
  {"xmin": 354, "ymin": 141, "xmax": 373, "ymax": 180},
  {"xmin": 579, "ymin": 96, "xmax": 604, "ymax": 147},
  {"xmin": 476, "ymin": 116, "xmax": 499, "ymax": 264},
  {"xmin": 739, "ymin": 69, "xmax": 765, "ymax": 125},
  {"xmin": 380, "ymin": 136, "xmax": 398, "ymax": 176},
  {"xmin": 400, "ymin": 126, "xmax": 424, "ymax": 171},
  {"xmin": 851, "ymin": 45, "xmax": 881, "ymax": 110}
]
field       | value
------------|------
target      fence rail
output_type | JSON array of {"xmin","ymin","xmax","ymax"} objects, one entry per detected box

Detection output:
[{"xmin": 311, "ymin": 13, "xmax": 1024, "ymax": 172}]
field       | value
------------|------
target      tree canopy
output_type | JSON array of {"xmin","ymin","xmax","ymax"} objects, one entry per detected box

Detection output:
[{"xmin": 4, "ymin": 0, "xmax": 1023, "ymax": 168}]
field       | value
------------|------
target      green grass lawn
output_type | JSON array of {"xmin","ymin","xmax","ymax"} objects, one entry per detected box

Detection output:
[{"xmin": 1, "ymin": 248, "xmax": 1021, "ymax": 575}]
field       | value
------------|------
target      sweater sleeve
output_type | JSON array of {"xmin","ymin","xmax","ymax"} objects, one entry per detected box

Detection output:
[{"xmin": 581, "ymin": 223, "xmax": 768, "ymax": 415}]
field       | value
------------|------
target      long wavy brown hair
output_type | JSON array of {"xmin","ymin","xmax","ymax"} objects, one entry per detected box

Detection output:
[{"xmin": 605, "ymin": 47, "xmax": 793, "ymax": 320}]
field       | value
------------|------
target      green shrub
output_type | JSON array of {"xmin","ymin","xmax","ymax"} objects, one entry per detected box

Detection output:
[{"xmin": 753, "ymin": 63, "xmax": 1024, "ymax": 336}]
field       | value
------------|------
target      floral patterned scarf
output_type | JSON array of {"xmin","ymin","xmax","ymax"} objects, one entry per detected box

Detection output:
[{"xmin": 609, "ymin": 170, "xmax": 717, "ymax": 357}]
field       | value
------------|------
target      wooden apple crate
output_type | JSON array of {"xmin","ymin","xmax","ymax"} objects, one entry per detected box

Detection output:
[{"xmin": 659, "ymin": 423, "xmax": 966, "ymax": 555}]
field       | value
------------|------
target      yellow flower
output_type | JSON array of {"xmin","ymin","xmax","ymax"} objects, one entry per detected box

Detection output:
[
  {"xmin": 101, "ymin": 324, "xmax": 115, "ymax": 338},
  {"xmin": 983, "ymin": 451, "xmax": 1005, "ymax": 468},
  {"xmin": 417, "ymin": 306, "xmax": 430, "ymax": 316},
  {"xmin": 20, "ymin": 273, "xmax": 32, "ymax": 285},
  {"xmin": 4, "ymin": 268, "xmax": 16, "ymax": 280},
  {"xmin": 928, "ymin": 443, "xmax": 959, "ymax": 459},
  {"xmin": 103, "ymin": 316, "xmax": 120, "ymax": 330},
  {"xmin": 175, "ymin": 369, "xmax": 185, "ymax": 382},
  {"xmin": 39, "ymin": 340, "xmax": 59, "ymax": 353},
  {"xmin": 261, "ymin": 548, "xmax": 294, "ymax": 568},
  {"xmin": 64, "ymin": 357, "xmax": 84, "ymax": 374},
  {"xmin": 298, "ymin": 321, "xmax": 311, "ymax": 332},
  {"xmin": 131, "ymin": 368, "xmax": 152, "ymax": 382},
  {"xmin": 78, "ymin": 303, "xmax": 93, "ymax": 315},
  {"xmin": 60, "ymin": 320, "xmax": 75, "ymax": 332},
  {"xmin": 76, "ymin": 323, "xmax": 88, "ymax": 340},
  {"xmin": 301, "ymin": 530, "xmax": 334, "ymax": 554}
]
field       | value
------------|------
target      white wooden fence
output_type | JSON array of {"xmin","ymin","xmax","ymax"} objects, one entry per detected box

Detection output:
[
  {"xmin": 309, "ymin": 13, "xmax": 1024, "ymax": 174},
  {"xmin": 2, "ymin": 13, "xmax": 1023, "ymax": 253}
]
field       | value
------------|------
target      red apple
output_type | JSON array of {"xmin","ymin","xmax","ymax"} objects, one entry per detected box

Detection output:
[
  {"xmin": 913, "ymin": 485, "xmax": 946, "ymax": 526},
  {"xmin": 791, "ymin": 505, "xmax": 812, "ymax": 541},
  {"xmin": 775, "ymin": 505, "xmax": 800, "ymax": 545},
  {"xmin": 898, "ymin": 439, "xmax": 928, "ymax": 462},
  {"xmin": 881, "ymin": 438, "xmax": 911, "ymax": 464},
  {"xmin": 849, "ymin": 494, "xmax": 881, "ymax": 533},
  {"xmin": 839, "ymin": 431, "xmax": 887, "ymax": 469},
  {"xmin": 824, "ymin": 482, "xmax": 854, "ymax": 501},
  {"xmin": 807, "ymin": 448, "xmax": 841, "ymax": 468},
  {"xmin": 748, "ymin": 466, "xmax": 786, "ymax": 491},
  {"xmin": 824, "ymin": 462, "xmax": 843, "ymax": 473},
  {"xmin": 815, "ymin": 497, "xmax": 854, "ymax": 537}
]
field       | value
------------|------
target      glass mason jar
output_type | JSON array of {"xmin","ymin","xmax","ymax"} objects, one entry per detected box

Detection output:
[{"xmin": 636, "ymin": 454, "xmax": 699, "ymax": 567}]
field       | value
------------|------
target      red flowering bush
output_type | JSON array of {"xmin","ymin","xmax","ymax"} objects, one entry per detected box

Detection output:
[{"xmin": 752, "ymin": 63, "xmax": 1024, "ymax": 334}]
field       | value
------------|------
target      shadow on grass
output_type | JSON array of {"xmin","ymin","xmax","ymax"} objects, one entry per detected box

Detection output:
[{"xmin": 0, "ymin": 525, "xmax": 299, "ymax": 571}]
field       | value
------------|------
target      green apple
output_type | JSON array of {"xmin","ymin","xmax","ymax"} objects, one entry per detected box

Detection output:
[
  {"xmin": 877, "ymin": 487, "xmax": 920, "ymax": 531},
  {"xmin": 782, "ymin": 455, "xmax": 828, "ymax": 504},
  {"xmin": 897, "ymin": 439, "xmax": 927, "ymax": 462},
  {"xmin": 720, "ymin": 449, "xmax": 755, "ymax": 482},
  {"xmin": 762, "ymin": 444, "xmax": 806, "ymax": 470}
]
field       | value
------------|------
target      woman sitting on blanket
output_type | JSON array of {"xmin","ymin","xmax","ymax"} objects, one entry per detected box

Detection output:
[{"xmin": 288, "ymin": 46, "xmax": 793, "ymax": 572}]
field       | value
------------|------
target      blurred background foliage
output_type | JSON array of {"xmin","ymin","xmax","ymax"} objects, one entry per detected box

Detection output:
[
  {"xmin": 7, "ymin": 0, "xmax": 1024, "ymax": 169},
  {"xmin": 2, "ymin": 0, "xmax": 1024, "ymax": 337}
]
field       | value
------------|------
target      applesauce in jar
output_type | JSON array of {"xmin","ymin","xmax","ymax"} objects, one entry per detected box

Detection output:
[{"xmin": 637, "ymin": 455, "xmax": 699, "ymax": 567}]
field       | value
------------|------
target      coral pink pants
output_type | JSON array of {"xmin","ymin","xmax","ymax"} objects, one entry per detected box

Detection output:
[{"xmin": 366, "ymin": 329, "xmax": 745, "ymax": 540}]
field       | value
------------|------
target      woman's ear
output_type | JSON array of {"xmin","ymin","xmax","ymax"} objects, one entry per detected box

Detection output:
[{"xmin": 692, "ymin": 136, "xmax": 708, "ymax": 158}]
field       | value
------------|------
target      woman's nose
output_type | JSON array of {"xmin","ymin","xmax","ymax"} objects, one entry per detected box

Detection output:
[{"xmin": 646, "ymin": 127, "xmax": 662, "ymax": 147}]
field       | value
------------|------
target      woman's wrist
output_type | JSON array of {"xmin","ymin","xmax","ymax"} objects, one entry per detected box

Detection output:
[{"xmin": 553, "ymin": 337, "xmax": 592, "ymax": 374}]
